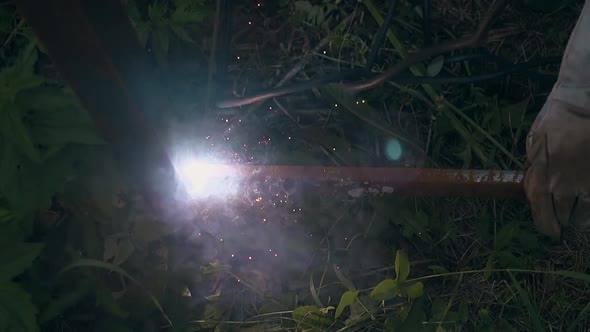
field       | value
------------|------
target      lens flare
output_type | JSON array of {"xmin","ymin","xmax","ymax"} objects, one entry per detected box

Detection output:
[
  {"xmin": 384, "ymin": 138, "xmax": 403, "ymax": 161},
  {"xmin": 173, "ymin": 157, "xmax": 239, "ymax": 200}
]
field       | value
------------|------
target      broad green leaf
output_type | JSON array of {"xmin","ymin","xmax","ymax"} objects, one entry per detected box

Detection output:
[
  {"xmin": 395, "ymin": 250, "xmax": 410, "ymax": 282},
  {"xmin": 370, "ymin": 279, "xmax": 397, "ymax": 301},
  {"xmin": 0, "ymin": 280, "xmax": 39, "ymax": 332},
  {"xmin": 426, "ymin": 56, "xmax": 445, "ymax": 77},
  {"xmin": 0, "ymin": 144, "xmax": 79, "ymax": 218},
  {"xmin": 335, "ymin": 290, "xmax": 358, "ymax": 319},
  {"xmin": 0, "ymin": 42, "xmax": 44, "ymax": 101},
  {"xmin": 292, "ymin": 305, "xmax": 332, "ymax": 326},
  {"xmin": 0, "ymin": 241, "xmax": 44, "ymax": 280},
  {"xmin": 404, "ymin": 282, "xmax": 424, "ymax": 299},
  {"xmin": 15, "ymin": 86, "xmax": 103, "ymax": 149},
  {"xmin": 15, "ymin": 86, "xmax": 80, "ymax": 114}
]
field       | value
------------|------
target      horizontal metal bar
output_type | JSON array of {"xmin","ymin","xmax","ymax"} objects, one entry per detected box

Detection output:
[{"xmin": 200, "ymin": 164, "xmax": 525, "ymax": 199}]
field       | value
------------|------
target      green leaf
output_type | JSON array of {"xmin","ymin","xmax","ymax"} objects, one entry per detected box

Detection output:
[
  {"xmin": 0, "ymin": 242, "xmax": 44, "ymax": 280},
  {"xmin": 16, "ymin": 86, "xmax": 79, "ymax": 113},
  {"xmin": 426, "ymin": 56, "xmax": 445, "ymax": 77},
  {"xmin": 404, "ymin": 282, "xmax": 424, "ymax": 299},
  {"xmin": 370, "ymin": 279, "xmax": 397, "ymax": 301},
  {"xmin": 0, "ymin": 144, "xmax": 79, "ymax": 218},
  {"xmin": 0, "ymin": 280, "xmax": 39, "ymax": 332},
  {"xmin": 395, "ymin": 250, "xmax": 410, "ymax": 282},
  {"xmin": 0, "ymin": 42, "xmax": 44, "ymax": 102},
  {"xmin": 335, "ymin": 290, "xmax": 358, "ymax": 319},
  {"xmin": 292, "ymin": 305, "xmax": 332, "ymax": 327}
]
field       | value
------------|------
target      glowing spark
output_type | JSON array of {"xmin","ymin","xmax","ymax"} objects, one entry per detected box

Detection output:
[{"xmin": 173, "ymin": 157, "xmax": 239, "ymax": 199}]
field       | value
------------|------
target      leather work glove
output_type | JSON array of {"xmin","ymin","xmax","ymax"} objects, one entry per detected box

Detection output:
[{"xmin": 525, "ymin": 0, "xmax": 590, "ymax": 239}]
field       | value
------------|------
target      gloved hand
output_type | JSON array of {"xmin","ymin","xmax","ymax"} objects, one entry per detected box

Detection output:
[{"xmin": 525, "ymin": 0, "xmax": 590, "ymax": 239}]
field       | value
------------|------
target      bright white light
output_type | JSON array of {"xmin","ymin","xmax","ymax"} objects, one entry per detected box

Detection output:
[{"xmin": 173, "ymin": 157, "xmax": 239, "ymax": 199}]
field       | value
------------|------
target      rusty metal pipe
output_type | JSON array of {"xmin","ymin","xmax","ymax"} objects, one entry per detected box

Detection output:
[{"xmin": 199, "ymin": 164, "xmax": 525, "ymax": 199}]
